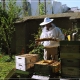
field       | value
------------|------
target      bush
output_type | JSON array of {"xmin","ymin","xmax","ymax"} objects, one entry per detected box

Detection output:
[{"xmin": 29, "ymin": 27, "xmax": 44, "ymax": 60}]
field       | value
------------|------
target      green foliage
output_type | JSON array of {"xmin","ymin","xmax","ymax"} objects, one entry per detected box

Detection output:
[
  {"xmin": 6, "ymin": 0, "xmax": 21, "ymax": 19},
  {"xmin": 39, "ymin": 2, "xmax": 45, "ymax": 15},
  {"xmin": 22, "ymin": 0, "xmax": 29, "ymax": 16},
  {"xmin": 33, "ymin": 27, "xmax": 42, "ymax": 39},
  {"xmin": 61, "ymin": 28, "xmax": 71, "ymax": 35},
  {"xmin": 0, "ymin": 54, "xmax": 15, "ymax": 79},
  {"xmin": 61, "ymin": 28, "xmax": 77, "ymax": 35},
  {"xmin": 0, "ymin": 0, "xmax": 21, "ymax": 55},
  {"xmin": 29, "ymin": 27, "xmax": 44, "ymax": 60},
  {"xmin": 29, "ymin": 45, "xmax": 44, "ymax": 60},
  {"xmin": 61, "ymin": 26, "xmax": 80, "ymax": 40}
]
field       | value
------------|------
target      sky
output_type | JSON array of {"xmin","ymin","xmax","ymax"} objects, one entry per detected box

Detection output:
[{"xmin": 57, "ymin": 0, "xmax": 80, "ymax": 9}]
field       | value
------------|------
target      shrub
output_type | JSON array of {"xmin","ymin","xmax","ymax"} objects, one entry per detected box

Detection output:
[{"xmin": 29, "ymin": 27, "xmax": 44, "ymax": 60}]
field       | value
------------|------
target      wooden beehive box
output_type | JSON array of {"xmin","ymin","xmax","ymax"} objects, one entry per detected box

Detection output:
[
  {"xmin": 15, "ymin": 54, "xmax": 39, "ymax": 71},
  {"xmin": 60, "ymin": 41, "xmax": 80, "ymax": 59},
  {"xmin": 60, "ymin": 41, "xmax": 80, "ymax": 53},
  {"xmin": 61, "ymin": 66, "xmax": 80, "ymax": 78},
  {"xmin": 60, "ymin": 53, "xmax": 80, "ymax": 59},
  {"xmin": 61, "ymin": 59, "xmax": 80, "ymax": 67},
  {"xmin": 60, "ymin": 41, "xmax": 80, "ymax": 78},
  {"xmin": 60, "ymin": 45, "xmax": 80, "ymax": 53},
  {"xmin": 50, "ymin": 61, "xmax": 61, "ymax": 73},
  {"xmin": 34, "ymin": 60, "xmax": 53, "ymax": 76}
]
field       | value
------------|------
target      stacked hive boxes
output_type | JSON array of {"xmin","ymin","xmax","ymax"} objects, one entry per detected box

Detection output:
[
  {"xmin": 60, "ymin": 41, "xmax": 80, "ymax": 78},
  {"xmin": 34, "ymin": 60, "xmax": 61, "ymax": 76},
  {"xmin": 15, "ymin": 54, "xmax": 39, "ymax": 71}
]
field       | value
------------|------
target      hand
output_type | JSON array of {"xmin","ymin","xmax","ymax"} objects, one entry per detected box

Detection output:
[
  {"xmin": 52, "ymin": 38, "xmax": 59, "ymax": 41},
  {"xmin": 56, "ymin": 38, "xmax": 60, "ymax": 41},
  {"xmin": 35, "ymin": 41, "xmax": 38, "ymax": 44},
  {"xmin": 35, "ymin": 41, "xmax": 41, "ymax": 46}
]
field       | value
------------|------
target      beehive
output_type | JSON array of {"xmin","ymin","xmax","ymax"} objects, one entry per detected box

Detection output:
[
  {"xmin": 34, "ymin": 60, "xmax": 60, "ymax": 76},
  {"xmin": 34, "ymin": 60, "xmax": 53, "ymax": 76},
  {"xmin": 60, "ymin": 41, "xmax": 80, "ymax": 78},
  {"xmin": 61, "ymin": 66, "xmax": 80, "ymax": 78},
  {"xmin": 50, "ymin": 61, "xmax": 61, "ymax": 73},
  {"xmin": 15, "ymin": 54, "xmax": 39, "ymax": 71}
]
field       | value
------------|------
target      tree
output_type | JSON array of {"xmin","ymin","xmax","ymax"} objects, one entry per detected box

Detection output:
[
  {"xmin": 39, "ymin": 2, "xmax": 45, "ymax": 15},
  {"xmin": 0, "ymin": 0, "xmax": 21, "ymax": 61},
  {"xmin": 22, "ymin": 0, "xmax": 28, "ymax": 16}
]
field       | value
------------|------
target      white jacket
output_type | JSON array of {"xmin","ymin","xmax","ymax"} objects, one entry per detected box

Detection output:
[{"xmin": 40, "ymin": 23, "xmax": 64, "ymax": 47}]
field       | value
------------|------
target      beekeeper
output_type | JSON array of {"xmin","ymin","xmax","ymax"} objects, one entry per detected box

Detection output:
[{"xmin": 36, "ymin": 17, "xmax": 64, "ymax": 60}]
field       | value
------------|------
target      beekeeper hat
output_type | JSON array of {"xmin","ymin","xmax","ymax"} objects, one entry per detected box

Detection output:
[{"xmin": 40, "ymin": 17, "xmax": 54, "ymax": 26}]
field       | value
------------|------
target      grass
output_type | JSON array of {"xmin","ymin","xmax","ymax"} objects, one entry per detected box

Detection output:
[{"xmin": 0, "ymin": 54, "xmax": 15, "ymax": 80}]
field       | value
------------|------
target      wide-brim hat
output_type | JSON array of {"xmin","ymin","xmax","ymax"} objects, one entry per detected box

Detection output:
[{"xmin": 40, "ymin": 17, "xmax": 54, "ymax": 26}]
